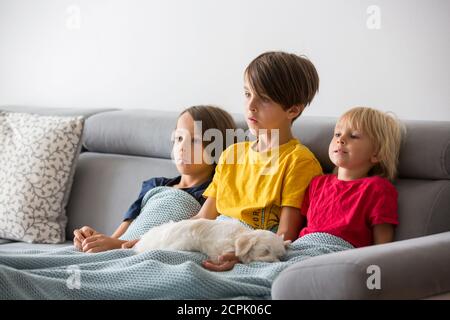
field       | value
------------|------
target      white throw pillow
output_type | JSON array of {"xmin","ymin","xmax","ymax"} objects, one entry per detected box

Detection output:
[{"xmin": 0, "ymin": 111, "xmax": 84, "ymax": 243}]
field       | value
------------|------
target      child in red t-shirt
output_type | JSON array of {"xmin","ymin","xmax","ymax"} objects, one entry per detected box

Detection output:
[{"xmin": 299, "ymin": 107, "xmax": 403, "ymax": 247}]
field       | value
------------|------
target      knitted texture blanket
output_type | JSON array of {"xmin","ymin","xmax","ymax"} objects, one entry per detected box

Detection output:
[
  {"xmin": 0, "ymin": 187, "xmax": 354, "ymax": 299},
  {"xmin": 119, "ymin": 187, "xmax": 201, "ymax": 241},
  {"xmin": 0, "ymin": 233, "xmax": 353, "ymax": 299}
]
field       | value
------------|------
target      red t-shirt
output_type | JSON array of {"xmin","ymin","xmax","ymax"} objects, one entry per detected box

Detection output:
[{"xmin": 299, "ymin": 174, "xmax": 398, "ymax": 247}]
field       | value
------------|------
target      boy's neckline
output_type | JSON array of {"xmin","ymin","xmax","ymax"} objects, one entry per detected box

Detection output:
[{"xmin": 249, "ymin": 138, "xmax": 298, "ymax": 154}]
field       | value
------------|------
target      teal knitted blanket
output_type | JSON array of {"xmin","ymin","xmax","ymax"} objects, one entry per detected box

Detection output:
[
  {"xmin": 119, "ymin": 186, "xmax": 202, "ymax": 241},
  {"xmin": 0, "ymin": 187, "xmax": 354, "ymax": 299}
]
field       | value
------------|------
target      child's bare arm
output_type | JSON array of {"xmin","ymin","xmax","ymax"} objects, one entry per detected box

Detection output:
[
  {"xmin": 277, "ymin": 207, "xmax": 304, "ymax": 242},
  {"xmin": 191, "ymin": 197, "xmax": 220, "ymax": 220},
  {"xmin": 373, "ymin": 224, "xmax": 395, "ymax": 244},
  {"xmin": 111, "ymin": 220, "xmax": 132, "ymax": 238}
]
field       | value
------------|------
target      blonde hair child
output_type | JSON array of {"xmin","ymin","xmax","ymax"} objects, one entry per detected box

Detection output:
[{"xmin": 299, "ymin": 107, "xmax": 404, "ymax": 248}]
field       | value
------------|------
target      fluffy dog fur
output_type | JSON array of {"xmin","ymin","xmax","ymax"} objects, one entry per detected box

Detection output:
[{"xmin": 134, "ymin": 218, "xmax": 291, "ymax": 263}]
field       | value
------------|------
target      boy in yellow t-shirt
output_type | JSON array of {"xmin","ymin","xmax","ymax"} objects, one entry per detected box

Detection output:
[
  {"xmin": 204, "ymin": 139, "xmax": 321, "ymax": 232},
  {"xmin": 194, "ymin": 51, "xmax": 323, "ymax": 271}
]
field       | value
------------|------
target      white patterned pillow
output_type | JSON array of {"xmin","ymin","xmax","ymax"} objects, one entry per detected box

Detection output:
[{"xmin": 0, "ymin": 112, "xmax": 84, "ymax": 243}]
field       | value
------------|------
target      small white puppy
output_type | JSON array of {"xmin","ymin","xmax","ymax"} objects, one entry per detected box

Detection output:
[{"xmin": 134, "ymin": 218, "xmax": 291, "ymax": 263}]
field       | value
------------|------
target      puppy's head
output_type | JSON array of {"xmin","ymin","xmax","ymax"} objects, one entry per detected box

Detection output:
[{"xmin": 235, "ymin": 230, "xmax": 291, "ymax": 264}]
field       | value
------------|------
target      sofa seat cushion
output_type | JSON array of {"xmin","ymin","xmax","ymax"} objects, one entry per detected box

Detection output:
[{"xmin": 0, "ymin": 240, "xmax": 73, "ymax": 252}]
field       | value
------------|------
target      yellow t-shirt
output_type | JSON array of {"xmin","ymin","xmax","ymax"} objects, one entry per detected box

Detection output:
[{"xmin": 203, "ymin": 139, "xmax": 323, "ymax": 230}]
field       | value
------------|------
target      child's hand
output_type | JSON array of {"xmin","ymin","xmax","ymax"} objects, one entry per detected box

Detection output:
[
  {"xmin": 122, "ymin": 239, "xmax": 140, "ymax": 249},
  {"xmin": 202, "ymin": 252, "xmax": 240, "ymax": 272},
  {"xmin": 81, "ymin": 234, "xmax": 126, "ymax": 253},
  {"xmin": 73, "ymin": 226, "xmax": 98, "ymax": 251}
]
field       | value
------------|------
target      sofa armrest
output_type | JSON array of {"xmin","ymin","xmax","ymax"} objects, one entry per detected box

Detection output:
[{"xmin": 272, "ymin": 232, "xmax": 450, "ymax": 299}]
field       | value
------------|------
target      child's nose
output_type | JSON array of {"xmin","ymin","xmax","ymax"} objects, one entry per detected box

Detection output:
[
  {"xmin": 174, "ymin": 142, "xmax": 186, "ymax": 154},
  {"xmin": 180, "ymin": 141, "xmax": 189, "ymax": 152},
  {"xmin": 247, "ymin": 98, "xmax": 258, "ymax": 112}
]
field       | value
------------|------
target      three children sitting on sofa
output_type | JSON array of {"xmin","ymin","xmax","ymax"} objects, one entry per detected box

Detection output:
[{"xmin": 73, "ymin": 51, "xmax": 403, "ymax": 272}]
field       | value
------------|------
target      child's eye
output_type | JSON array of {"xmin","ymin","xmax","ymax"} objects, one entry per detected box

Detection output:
[
  {"xmin": 334, "ymin": 133, "xmax": 341, "ymax": 138},
  {"xmin": 173, "ymin": 136, "xmax": 183, "ymax": 143},
  {"xmin": 350, "ymin": 134, "xmax": 360, "ymax": 139},
  {"xmin": 261, "ymin": 96, "xmax": 271, "ymax": 103}
]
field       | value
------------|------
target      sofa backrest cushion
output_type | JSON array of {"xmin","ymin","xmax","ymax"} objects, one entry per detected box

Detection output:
[
  {"xmin": 394, "ymin": 180, "xmax": 450, "ymax": 240},
  {"xmin": 83, "ymin": 110, "xmax": 178, "ymax": 159},
  {"xmin": 292, "ymin": 117, "xmax": 450, "ymax": 180},
  {"xmin": 83, "ymin": 109, "xmax": 249, "ymax": 159},
  {"xmin": 83, "ymin": 110, "xmax": 450, "ymax": 180}
]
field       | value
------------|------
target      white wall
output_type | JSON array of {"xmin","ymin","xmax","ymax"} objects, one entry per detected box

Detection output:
[{"xmin": 0, "ymin": 0, "xmax": 449, "ymax": 121}]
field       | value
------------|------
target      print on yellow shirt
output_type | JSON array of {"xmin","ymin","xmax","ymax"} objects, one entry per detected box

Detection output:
[{"xmin": 243, "ymin": 205, "xmax": 281, "ymax": 230}]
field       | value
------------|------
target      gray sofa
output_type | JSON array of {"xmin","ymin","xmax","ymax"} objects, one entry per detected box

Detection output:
[{"xmin": 1, "ymin": 106, "xmax": 449, "ymax": 299}]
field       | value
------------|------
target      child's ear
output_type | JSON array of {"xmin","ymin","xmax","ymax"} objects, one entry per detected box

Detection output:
[
  {"xmin": 287, "ymin": 105, "xmax": 304, "ymax": 120},
  {"xmin": 371, "ymin": 153, "xmax": 380, "ymax": 164}
]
